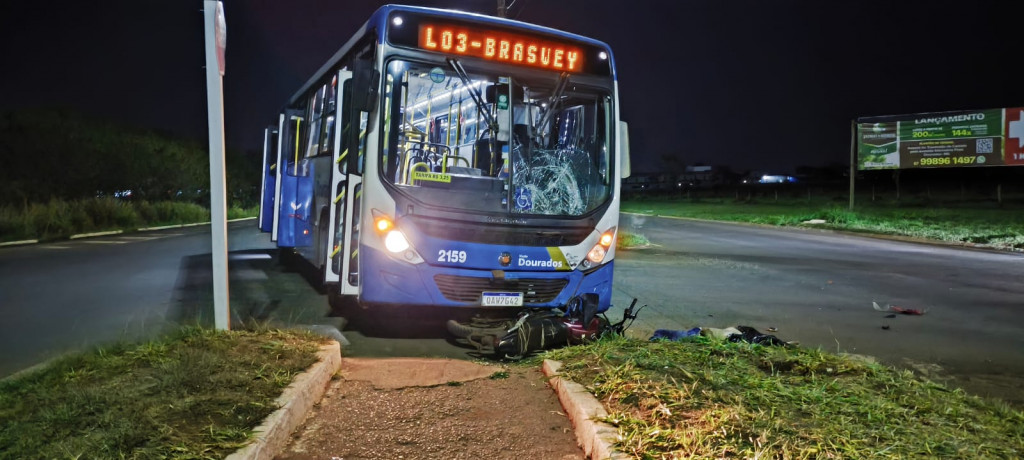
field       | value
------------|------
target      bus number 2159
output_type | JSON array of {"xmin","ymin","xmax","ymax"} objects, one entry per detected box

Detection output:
[{"xmin": 438, "ymin": 249, "xmax": 467, "ymax": 263}]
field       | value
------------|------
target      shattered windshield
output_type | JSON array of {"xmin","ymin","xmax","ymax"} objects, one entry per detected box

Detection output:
[{"xmin": 380, "ymin": 59, "xmax": 612, "ymax": 217}]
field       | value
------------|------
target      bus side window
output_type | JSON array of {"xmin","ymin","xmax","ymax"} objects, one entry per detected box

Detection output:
[
  {"xmin": 339, "ymin": 79, "xmax": 353, "ymax": 174},
  {"xmin": 321, "ymin": 75, "xmax": 338, "ymax": 156}
]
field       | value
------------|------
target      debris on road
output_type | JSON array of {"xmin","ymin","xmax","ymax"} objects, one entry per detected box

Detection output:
[
  {"xmin": 873, "ymin": 301, "xmax": 926, "ymax": 315},
  {"xmin": 649, "ymin": 326, "xmax": 791, "ymax": 347},
  {"xmin": 650, "ymin": 327, "xmax": 701, "ymax": 341},
  {"xmin": 726, "ymin": 326, "xmax": 790, "ymax": 346},
  {"xmin": 702, "ymin": 326, "xmax": 742, "ymax": 340}
]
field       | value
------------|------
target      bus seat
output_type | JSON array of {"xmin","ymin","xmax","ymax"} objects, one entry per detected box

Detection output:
[
  {"xmin": 474, "ymin": 138, "xmax": 493, "ymax": 176},
  {"xmin": 512, "ymin": 124, "xmax": 530, "ymax": 147}
]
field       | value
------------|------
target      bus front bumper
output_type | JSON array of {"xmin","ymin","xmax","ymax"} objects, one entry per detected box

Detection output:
[{"xmin": 359, "ymin": 245, "xmax": 613, "ymax": 311}]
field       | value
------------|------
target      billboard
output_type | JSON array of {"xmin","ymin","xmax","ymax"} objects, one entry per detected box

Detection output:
[{"xmin": 857, "ymin": 107, "xmax": 1024, "ymax": 170}]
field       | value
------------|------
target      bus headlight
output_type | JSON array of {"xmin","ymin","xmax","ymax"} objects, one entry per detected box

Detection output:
[
  {"xmin": 384, "ymin": 230, "xmax": 410, "ymax": 253},
  {"xmin": 582, "ymin": 228, "xmax": 615, "ymax": 268},
  {"xmin": 372, "ymin": 209, "xmax": 423, "ymax": 263},
  {"xmin": 586, "ymin": 245, "xmax": 606, "ymax": 264}
]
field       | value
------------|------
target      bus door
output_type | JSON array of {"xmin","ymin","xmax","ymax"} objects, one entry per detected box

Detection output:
[
  {"xmin": 325, "ymin": 70, "xmax": 352, "ymax": 285},
  {"xmin": 329, "ymin": 66, "xmax": 375, "ymax": 294},
  {"xmin": 259, "ymin": 126, "xmax": 278, "ymax": 233},
  {"xmin": 328, "ymin": 70, "xmax": 362, "ymax": 293},
  {"xmin": 276, "ymin": 109, "xmax": 312, "ymax": 248}
]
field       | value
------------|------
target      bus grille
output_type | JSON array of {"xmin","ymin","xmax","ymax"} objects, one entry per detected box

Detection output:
[
  {"xmin": 433, "ymin": 275, "xmax": 568, "ymax": 304},
  {"xmin": 408, "ymin": 215, "xmax": 591, "ymax": 246}
]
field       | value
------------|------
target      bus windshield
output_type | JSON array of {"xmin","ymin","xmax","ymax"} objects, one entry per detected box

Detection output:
[{"xmin": 381, "ymin": 59, "xmax": 612, "ymax": 217}]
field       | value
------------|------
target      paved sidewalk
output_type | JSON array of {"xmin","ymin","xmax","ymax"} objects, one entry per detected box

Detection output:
[{"xmin": 276, "ymin": 358, "xmax": 585, "ymax": 460}]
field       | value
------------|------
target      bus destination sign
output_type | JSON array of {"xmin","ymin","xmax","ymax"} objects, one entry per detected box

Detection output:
[{"xmin": 419, "ymin": 23, "xmax": 584, "ymax": 72}]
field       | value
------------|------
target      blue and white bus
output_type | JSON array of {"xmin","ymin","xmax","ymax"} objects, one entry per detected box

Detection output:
[{"xmin": 260, "ymin": 5, "xmax": 630, "ymax": 319}]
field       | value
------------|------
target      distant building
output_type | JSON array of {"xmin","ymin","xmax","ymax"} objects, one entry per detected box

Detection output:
[
  {"xmin": 622, "ymin": 174, "xmax": 657, "ymax": 192},
  {"xmin": 676, "ymin": 165, "xmax": 730, "ymax": 189},
  {"xmin": 744, "ymin": 171, "xmax": 797, "ymax": 184}
]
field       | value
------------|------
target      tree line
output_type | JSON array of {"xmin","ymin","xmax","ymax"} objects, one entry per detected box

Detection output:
[{"xmin": 0, "ymin": 108, "xmax": 259, "ymax": 207}]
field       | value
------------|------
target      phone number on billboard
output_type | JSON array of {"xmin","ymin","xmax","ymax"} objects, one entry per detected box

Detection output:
[{"xmin": 919, "ymin": 156, "xmax": 978, "ymax": 166}]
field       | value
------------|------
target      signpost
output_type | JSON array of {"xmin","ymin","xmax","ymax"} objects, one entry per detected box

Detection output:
[
  {"xmin": 203, "ymin": 1, "xmax": 230, "ymax": 330},
  {"xmin": 857, "ymin": 107, "xmax": 1024, "ymax": 171},
  {"xmin": 850, "ymin": 106, "xmax": 1024, "ymax": 208}
]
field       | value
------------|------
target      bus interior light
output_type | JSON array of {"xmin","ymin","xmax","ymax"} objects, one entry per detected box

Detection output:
[{"xmin": 393, "ymin": 16, "xmax": 403, "ymax": 26}]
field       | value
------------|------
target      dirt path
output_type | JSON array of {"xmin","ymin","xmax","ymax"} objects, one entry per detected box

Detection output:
[{"xmin": 276, "ymin": 358, "xmax": 584, "ymax": 460}]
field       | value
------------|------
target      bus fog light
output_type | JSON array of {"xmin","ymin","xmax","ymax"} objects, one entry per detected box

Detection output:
[
  {"xmin": 384, "ymin": 230, "xmax": 410, "ymax": 253},
  {"xmin": 586, "ymin": 245, "xmax": 606, "ymax": 264}
]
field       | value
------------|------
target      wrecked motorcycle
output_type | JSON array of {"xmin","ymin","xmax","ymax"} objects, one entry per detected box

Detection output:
[{"xmin": 446, "ymin": 294, "xmax": 644, "ymax": 359}]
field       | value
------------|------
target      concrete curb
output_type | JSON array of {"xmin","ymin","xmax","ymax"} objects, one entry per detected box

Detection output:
[
  {"xmin": 622, "ymin": 211, "xmax": 1024, "ymax": 255},
  {"xmin": 69, "ymin": 229, "xmax": 123, "ymax": 239},
  {"xmin": 226, "ymin": 341, "xmax": 342, "ymax": 460},
  {"xmin": 136, "ymin": 222, "xmax": 212, "ymax": 231},
  {"xmin": 543, "ymin": 359, "xmax": 629, "ymax": 460},
  {"xmin": 0, "ymin": 239, "xmax": 38, "ymax": 247}
]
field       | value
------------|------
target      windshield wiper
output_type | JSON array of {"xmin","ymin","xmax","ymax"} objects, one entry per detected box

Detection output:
[
  {"xmin": 447, "ymin": 58, "xmax": 498, "ymax": 138},
  {"xmin": 534, "ymin": 72, "xmax": 570, "ymax": 137}
]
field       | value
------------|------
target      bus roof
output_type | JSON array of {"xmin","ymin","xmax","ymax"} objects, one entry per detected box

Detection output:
[{"xmin": 287, "ymin": 4, "xmax": 617, "ymax": 106}]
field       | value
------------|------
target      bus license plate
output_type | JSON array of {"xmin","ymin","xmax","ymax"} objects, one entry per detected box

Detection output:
[{"xmin": 481, "ymin": 292, "xmax": 524, "ymax": 307}]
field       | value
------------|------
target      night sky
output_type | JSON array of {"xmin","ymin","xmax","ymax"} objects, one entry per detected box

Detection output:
[{"xmin": 1, "ymin": 0, "xmax": 1021, "ymax": 173}]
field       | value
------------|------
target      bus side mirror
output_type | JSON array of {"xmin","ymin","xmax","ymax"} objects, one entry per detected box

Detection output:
[
  {"xmin": 619, "ymin": 121, "xmax": 631, "ymax": 179},
  {"xmin": 352, "ymin": 64, "xmax": 380, "ymax": 113}
]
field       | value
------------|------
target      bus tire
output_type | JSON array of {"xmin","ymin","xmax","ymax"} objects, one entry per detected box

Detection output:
[
  {"xmin": 278, "ymin": 248, "xmax": 298, "ymax": 268},
  {"xmin": 329, "ymin": 293, "xmax": 360, "ymax": 318},
  {"xmin": 317, "ymin": 211, "xmax": 329, "ymax": 283}
]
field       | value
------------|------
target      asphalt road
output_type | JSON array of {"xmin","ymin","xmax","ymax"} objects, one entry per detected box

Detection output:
[
  {"xmin": 615, "ymin": 213, "xmax": 1024, "ymax": 404},
  {"xmin": 0, "ymin": 220, "xmax": 470, "ymax": 378},
  {"xmin": 0, "ymin": 221, "xmax": 284, "ymax": 377},
  {"xmin": 2, "ymin": 216, "xmax": 1022, "ymax": 405}
]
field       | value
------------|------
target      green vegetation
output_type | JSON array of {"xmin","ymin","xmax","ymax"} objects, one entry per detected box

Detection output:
[
  {"xmin": 0, "ymin": 108, "xmax": 259, "ymax": 206},
  {"xmin": 0, "ymin": 327, "xmax": 323, "ymax": 459},
  {"xmin": 0, "ymin": 108, "xmax": 262, "ymax": 242},
  {"xmin": 0, "ymin": 198, "xmax": 259, "ymax": 242},
  {"xmin": 617, "ymin": 231, "xmax": 650, "ymax": 248},
  {"xmin": 489, "ymin": 370, "xmax": 510, "ymax": 379},
  {"xmin": 544, "ymin": 336, "xmax": 1024, "ymax": 459},
  {"xmin": 623, "ymin": 196, "xmax": 1024, "ymax": 250}
]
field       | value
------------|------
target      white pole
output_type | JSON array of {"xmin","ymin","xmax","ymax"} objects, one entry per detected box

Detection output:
[
  {"xmin": 849, "ymin": 120, "xmax": 856, "ymax": 211},
  {"xmin": 204, "ymin": 0, "xmax": 230, "ymax": 330}
]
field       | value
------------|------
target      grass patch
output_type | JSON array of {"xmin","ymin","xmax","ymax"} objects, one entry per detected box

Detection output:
[
  {"xmin": 543, "ymin": 336, "xmax": 1024, "ymax": 458},
  {"xmin": 489, "ymin": 370, "xmax": 510, "ymax": 380},
  {"xmin": 617, "ymin": 231, "xmax": 650, "ymax": 249},
  {"xmin": 228, "ymin": 205, "xmax": 259, "ymax": 221},
  {"xmin": 0, "ymin": 199, "xmax": 261, "ymax": 242},
  {"xmin": 623, "ymin": 197, "xmax": 1024, "ymax": 250},
  {"xmin": 0, "ymin": 327, "xmax": 323, "ymax": 459}
]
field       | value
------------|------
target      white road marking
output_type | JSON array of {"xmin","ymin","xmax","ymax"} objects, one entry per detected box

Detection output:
[{"xmin": 229, "ymin": 253, "xmax": 272, "ymax": 260}]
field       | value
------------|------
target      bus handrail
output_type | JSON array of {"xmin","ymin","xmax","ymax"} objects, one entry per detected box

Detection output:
[
  {"xmin": 409, "ymin": 162, "xmax": 430, "ymax": 185},
  {"xmin": 401, "ymin": 142, "xmax": 451, "ymax": 183},
  {"xmin": 441, "ymin": 154, "xmax": 470, "ymax": 173}
]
